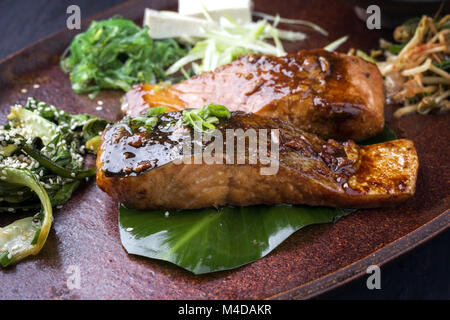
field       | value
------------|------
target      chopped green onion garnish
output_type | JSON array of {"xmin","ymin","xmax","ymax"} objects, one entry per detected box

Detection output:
[
  {"xmin": 145, "ymin": 117, "xmax": 159, "ymax": 128},
  {"xmin": 146, "ymin": 106, "xmax": 167, "ymax": 116},
  {"xmin": 180, "ymin": 104, "xmax": 231, "ymax": 133},
  {"xmin": 356, "ymin": 50, "xmax": 376, "ymax": 63}
]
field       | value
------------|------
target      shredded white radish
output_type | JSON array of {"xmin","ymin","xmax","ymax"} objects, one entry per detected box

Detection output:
[{"xmin": 164, "ymin": 10, "xmax": 325, "ymax": 76}]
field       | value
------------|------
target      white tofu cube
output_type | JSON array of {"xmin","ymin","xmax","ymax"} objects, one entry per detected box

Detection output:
[
  {"xmin": 144, "ymin": 8, "xmax": 216, "ymax": 39},
  {"xmin": 178, "ymin": 0, "xmax": 252, "ymax": 24}
]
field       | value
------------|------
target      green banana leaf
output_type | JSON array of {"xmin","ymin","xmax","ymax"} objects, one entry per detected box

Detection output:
[
  {"xmin": 119, "ymin": 126, "xmax": 397, "ymax": 274},
  {"xmin": 120, "ymin": 205, "xmax": 354, "ymax": 274}
]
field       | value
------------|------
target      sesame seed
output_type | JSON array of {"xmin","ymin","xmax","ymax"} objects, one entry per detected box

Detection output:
[
  {"xmin": 126, "ymin": 227, "xmax": 133, "ymax": 232},
  {"xmin": 96, "ymin": 106, "xmax": 103, "ymax": 111},
  {"xmin": 33, "ymin": 84, "xmax": 40, "ymax": 89},
  {"xmin": 21, "ymin": 88, "xmax": 27, "ymax": 93},
  {"xmin": 97, "ymin": 100, "xmax": 103, "ymax": 106}
]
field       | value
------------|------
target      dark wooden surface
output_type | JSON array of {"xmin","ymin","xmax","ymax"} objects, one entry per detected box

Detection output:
[{"xmin": 0, "ymin": 0, "xmax": 448, "ymax": 300}]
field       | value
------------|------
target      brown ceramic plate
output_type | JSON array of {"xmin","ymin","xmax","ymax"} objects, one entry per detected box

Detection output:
[{"xmin": 0, "ymin": 0, "xmax": 448, "ymax": 299}]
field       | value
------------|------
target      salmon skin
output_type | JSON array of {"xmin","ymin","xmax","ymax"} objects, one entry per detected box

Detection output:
[
  {"xmin": 121, "ymin": 49, "xmax": 384, "ymax": 141},
  {"xmin": 97, "ymin": 111, "xmax": 418, "ymax": 210}
]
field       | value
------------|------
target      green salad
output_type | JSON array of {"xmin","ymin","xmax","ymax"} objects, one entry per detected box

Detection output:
[
  {"xmin": 0, "ymin": 97, "xmax": 108, "ymax": 267},
  {"xmin": 60, "ymin": 17, "xmax": 188, "ymax": 97}
]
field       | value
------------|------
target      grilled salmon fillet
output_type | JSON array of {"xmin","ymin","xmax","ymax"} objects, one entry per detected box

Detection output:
[
  {"xmin": 121, "ymin": 49, "xmax": 384, "ymax": 140},
  {"xmin": 96, "ymin": 112, "xmax": 418, "ymax": 210}
]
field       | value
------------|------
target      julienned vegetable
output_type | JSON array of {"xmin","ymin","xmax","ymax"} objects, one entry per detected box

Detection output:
[
  {"xmin": 353, "ymin": 15, "xmax": 449, "ymax": 118},
  {"xmin": 323, "ymin": 35, "xmax": 349, "ymax": 52},
  {"xmin": 60, "ymin": 17, "xmax": 188, "ymax": 97},
  {"xmin": 0, "ymin": 97, "xmax": 108, "ymax": 267},
  {"xmin": 162, "ymin": 12, "xmax": 326, "ymax": 76}
]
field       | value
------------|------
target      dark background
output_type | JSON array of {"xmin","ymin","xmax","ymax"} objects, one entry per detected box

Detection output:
[{"xmin": 0, "ymin": 0, "xmax": 448, "ymax": 300}]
